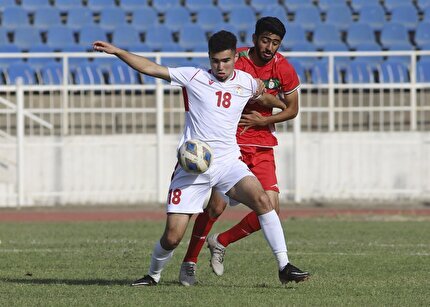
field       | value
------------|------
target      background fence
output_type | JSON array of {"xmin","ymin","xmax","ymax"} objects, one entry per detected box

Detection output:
[{"xmin": 0, "ymin": 51, "xmax": 429, "ymax": 207}]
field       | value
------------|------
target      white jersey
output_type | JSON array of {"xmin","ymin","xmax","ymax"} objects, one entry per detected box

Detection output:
[{"xmin": 169, "ymin": 67, "xmax": 258, "ymax": 162}]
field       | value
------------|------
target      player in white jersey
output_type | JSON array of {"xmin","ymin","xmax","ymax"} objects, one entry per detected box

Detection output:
[{"xmin": 93, "ymin": 31, "xmax": 309, "ymax": 286}]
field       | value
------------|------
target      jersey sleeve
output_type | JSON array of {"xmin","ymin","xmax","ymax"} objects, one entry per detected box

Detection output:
[
  {"xmin": 168, "ymin": 67, "xmax": 200, "ymax": 87},
  {"xmin": 279, "ymin": 59, "xmax": 300, "ymax": 95}
]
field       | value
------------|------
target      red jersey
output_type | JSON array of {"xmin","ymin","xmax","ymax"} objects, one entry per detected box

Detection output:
[{"xmin": 234, "ymin": 47, "xmax": 300, "ymax": 147}]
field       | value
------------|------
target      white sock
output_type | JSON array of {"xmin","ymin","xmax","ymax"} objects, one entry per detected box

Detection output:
[
  {"xmin": 148, "ymin": 240, "xmax": 174, "ymax": 282},
  {"xmin": 258, "ymin": 210, "xmax": 289, "ymax": 270}
]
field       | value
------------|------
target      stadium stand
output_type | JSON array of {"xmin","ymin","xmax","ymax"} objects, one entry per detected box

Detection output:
[
  {"xmin": 98, "ymin": 7, "xmax": 128, "ymax": 32},
  {"xmin": 417, "ymin": 60, "xmax": 430, "ymax": 81},
  {"xmin": 357, "ymin": 4, "xmax": 386, "ymax": 31},
  {"xmin": 27, "ymin": 45, "xmax": 56, "ymax": 69},
  {"xmin": 6, "ymin": 62, "xmax": 36, "ymax": 85},
  {"xmin": 151, "ymin": 0, "xmax": 181, "ymax": 14},
  {"xmin": 163, "ymin": 6, "xmax": 193, "ymax": 31},
  {"xmin": 33, "ymin": 7, "xmax": 63, "ymax": 32},
  {"xmin": 55, "ymin": 0, "xmax": 82, "ymax": 13},
  {"xmin": 259, "ymin": 6, "xmax": 287, "ymax": 23},
  {"xmin": 79, "ymin": 26, "xmax": 108, "ymax": 50},
  {"xmin": 347, "ymin": 23, "xmax": 377, "ymax": 50},
  {"xmin": 293, "ymin": 6, "xmax": 322, "ymax": 31},
  {"xmin": 417, "ymin": 0, "xmax": 430, "ymax": 11},
  {"xmin": 312, "ymin": 24, "xmax": 344, "ymax": 50},
  {"xmin": 66, "ymin": 7, "xmax": 94, "ymax": 32},
  {"xmin": 2, "ymin": 6, "xmax": 30, "ymax": 30},
  {"xmin": 13, "ymin": 26, "xmax": 43, "ymax": 50},
  {"xmin": 283, "ymin": 0, "xmax": 314, "ymax": 13},
  {"xmin": 383, "ymin": 0, "xmax": 408, "ymax": 13},
  {"xmin": 249, "ymin": 0, "xmax": 273, "ymax": 14},
  {"xmin": 73, "ymin": 63, "xmax": 104, "ymax": 84},
  {"xmin": 217, "ymin": 0, "xmax": 248, "ymax": 13},
  {"xmin": 130, "ymin": 8, "xmax": 159, "ymax": 32},
  {"xmin": 415, "ymin": 22, "xmax": 430, "ymax": 49},
  {"xmin": 111, "ymin": 25, "xmax": 142, "ymax": 50},
  {"xmin": 390, "ymin": 5, "xmax": 419, "ymax": 31},
  {"xmin": 178, "ymin": 24, "xmax": 207, "ymax": 51},
  {"xmin": 380, "ymin": 23, "xmax": 413, "ymax": 50},
  {"xmin": 317, "ymin": 0, "xmax": 351, "ymax": 14},
  {"xmin": 227, "ymin": 7, "xmax": 256, "ymax": 32},
  {"xmin": 144, "ymin": 24, "xmax": 175, "ymax": 51},
  {"xmin": 120, "ymin": 0, "xmax": 148, "ymax": 13},
  {"xmin": 86, "ymin": 0, "xmax": 116, "ymax": 12},
  {"xmin": 378, "ymin": 61, "xmax": 409, "ymax": 83},
  {"xmin": 108, "ymin": 62, "xmax": 140, "ymax": 85},
  {"xmin": 39, "ymin": 62, "xmax": 63, "ymax": 85},
  {"xmin": 324, "ymin": 6, "xmax": 353, "ymax": 31},
  {"xmin": 184, "ymin": 0, "xmax": 214, "ymax": 13},
  {"xmin": 0, "ymin": 0, "xmax": 17, "ymax": 8},
  {"xmin": 344, "ymin": 61, "xmax": 374, "ymax": 83},
  {"xmin": 350, "ymin": 0, "xmax": 372, "ymax": 13},
  {"xmin": 21, "ymin": 0, "xmax": 51, "ymax": 12},
  {"xmin": 194, "ymin": 6, "xmax": 226, "ymax": 32}
]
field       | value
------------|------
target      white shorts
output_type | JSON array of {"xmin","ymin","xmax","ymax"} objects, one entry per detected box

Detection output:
[{"xmin": 166, "ymin": 157, "xmax": 255, "ymax": 214}]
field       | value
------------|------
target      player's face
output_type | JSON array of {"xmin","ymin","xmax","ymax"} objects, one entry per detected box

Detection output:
[
  {"xmin": 209, "ymin": 49, "xmax": 238, "ymax": 81},
  {"xmin": 253, "ymin": 32, "xmax": 282, "ymax": 63}
]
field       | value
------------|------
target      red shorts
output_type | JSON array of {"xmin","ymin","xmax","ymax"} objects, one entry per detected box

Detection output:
[{"xmin": 240, "ymin": 146, "xmax": 279, "ymax": 192}]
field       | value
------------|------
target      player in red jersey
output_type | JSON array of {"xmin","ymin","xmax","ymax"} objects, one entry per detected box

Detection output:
[{"xmin": 179, "ymin": 17, "xmax": 307, "ymax": 286}]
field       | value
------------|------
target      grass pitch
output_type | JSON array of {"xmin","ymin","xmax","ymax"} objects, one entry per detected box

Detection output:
[{"xmin": 0, "ymin": 216, "xmax": 429, "ymax": 306}]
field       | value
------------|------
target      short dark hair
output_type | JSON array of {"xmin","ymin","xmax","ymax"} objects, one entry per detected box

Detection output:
[
  {"xmin": 255, "ymin": 16, "xmax": 286, "ymax": 39},
  {"xmin": 208, "ymin": 30, "xmax": 237, "ymax": 54}
]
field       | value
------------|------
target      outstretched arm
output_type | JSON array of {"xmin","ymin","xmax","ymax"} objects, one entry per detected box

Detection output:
[
  {"xmin": 93, "ymin": 41, "xmax": 171, "ymax": 82},
  {"xmin": 240, "ymin": 90, "xmax": 299, "ymax": 128}
]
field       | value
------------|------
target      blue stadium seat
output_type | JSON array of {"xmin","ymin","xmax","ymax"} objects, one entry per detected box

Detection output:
[
  {"xmin": 2, "ymin": 7, "xmax": 29, "ymax": 30},
  {"xmin": 216, "ymin": 0, "xmax": 248, "ymax": 13},
  {"xmin": 131, "ymin": 8, "xmax": 159, "ymax": 32},
  {"xmin": 164, "ymin": 6, "xmax": 192, "ymax": 31},
  {"xmin": 13, "ymin": 26, "xmax": 43, "ymax": 50},
  {"xmin": 283, "ymin": 0, "xmax": 314, "ymax": 13},
  {"xmin": 380, "ymin": 23, "xmax": 413, "ymax": 50},
  {"xmin": 108, "ymin": 62, "xmax": 140, "ymax": 84},
  {"xmin": 66, "ymin": 7, "xmax": 94, "ymax": 31},
  {"xmin": 288, "ymin": 59, "xmax": 307, "ymax": 83},
  {"xmin": 33, "ymin": 7, "xmax": 62, "ymax": 32},
  {"xmin": 151, "ymin": 0, "xmax": 181, "ymax": 14},
  {"xmin": 259, "ymin": 6, "xmax": 287, "ymax": 23},
  {"xmin": 55, "ymin": 0, "xmax": 82, "ymax": 12},
  {"xmin": 377, "ymin": 61, "xmax": 409, "ymax": 83},
  {"xmin": 310, "ymin": 61, "xmax": 330, "ymax": 84},
  {"xmin": 317, "ymin": 0, "xmax": 350, "ymax": 14},
  {"xmin": 6, "ymin": 62, "xmax": 37, "ymax": 85},
  {"xmin": 390, "ymin": 5, "xmax": 419, "ymax": 31},
  {"xmin": 358, "ymin": 4, "xmax": 386, "ymax": 31},
  {"xmin": 40, "ymin": 62, "xmax": 63, "ymax": 85},
  {"xmin": 46, "ymin": 26, "xmax": 78, "ymax": 50},
  {"xmin": 280, "ymin": 24, "xmax": 308, "ymax": 48},
  {"xmin": 207, "ymin": 23, "xmax": 240, "ymax": 41},
  {"xmin": 350, "ymin": 0, "xmax": 372, "ymax": 13},
  {"xmin": 249, "ymin": 0, "xmax": 276, "ymax": 13},
  {"xmin": 227, "ymin": 7, "xmax": 256, "ymax": 32},
  {"xmin": 0, "ymin": 45, "xmax": 22, "ymax": 68},
  {"xmin": 178, "ymin": 24, "xmax": 207, "ymax": 51},
  {"xmin": 353, "ymin": 43, "xmax": 384, "ymax": 64},
  {"xmin": 344, "ymin": 61, "xmax": 374, "ymax": 83},
  {"xmin": 312, "ymin": 24, "xmax": 343, "ymax": 50},
  {"xmin": 293, "ymin": 6, "xmax": 322, "ymax": 31},
  {"xmin": 195, "ymin": 7, "xmax": 226, "ymax": 32},
  {"xmin": 383, "ymin": 0, "xmax": 407, "ymax": 13},
  {"xmin": 86, "ymin": 0, "xmax": 116, "ymax": 12},
  {"xmin": 0, "ymin": 0, "xmax": 17, "ymax": 9},
  {"xmin": 415, "ymin": 22, "xmax": 430, "ymax": 49},
  {"xmin": 417, "ymin": 60, "xmax": 430, "ymax": 82},
  {"xmin": 144, "ymin": 24, "xmax": 175, "ymax": 51},
  {"xmin": 92, "ymin": 57, "xmax": 119, "ymax": 73},
  {"xmin": 324, "ymin": 6, "xmax": 353, "ymax": 31},
  {"xmin": 73, "ymin": 63, "xmax": 105, "ymax": 84},
  {"xmin": 27, "ymin": 45, "xmax": 56, "ymax": 69},
  {"xmin": 79, "ymin": 26, "xmax": 108, "ymax": 49},
  {"xmin": 347, "ymin": 23, "xmax": 376, "ymax": 50},
  {"xmin": 21, "ymin": 0, "xmax": 51, "ymax": 12},
  {"xmin": 0, "ymin": 28, "xmax": 9, "ymax": 44},
  {"xmin": 423, "ymin": 7, "xmax": 430, "ymax": 23},
  {"xmin": 417, "ymin": 0, "xmax": 430, "ymax": 12},
  {"xmin": 61, "ymin": 45, "xmax": 90, "ymax": 69},
  {"xmin": 111, "ymin": 25, "xmax": 142, "ymax": 50},
  {"xmin": 99, "ymin": 7, "xmax": 128, "ymax": 32},
  {"xmin": 120, "ymin": 0, "xmax": 148, "ymax": 13},
  {"xmin": 288, "ymin": 42, "xmax": 318, "ymax": 69},
  {"xmin": 184, "ymin": 0, "xmax": 214, "ymax": 13}
]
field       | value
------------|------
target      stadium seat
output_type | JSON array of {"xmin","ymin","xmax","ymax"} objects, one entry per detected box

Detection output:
[
  {"xmin": 66, "ymin": 7, "xmax": 94, "ymax": 31},
  {"xmin": 46, "ymin": 26, "xmax": 78, "ymax": 50},
  {"xmin": 283, "ymin": 0, "xmax": 314, "ymax": 13},
  {"xmin": 288, "ymin": 59, "xmax": 307, "ymax": 83},
  {"xmin": 347, "ymin": 23, "xmax": 376, "ymax": 50},
  {"xmin": 178, "ymin": 24, "xmax": 207, "ymax": 51},
  {"xmin": 6, "ymin": 62, "xmax": 37, "ymax": 85},
  {"xmin": 390, "ymin": 5, "xmax": 419, "ymax": 31},
  {"xmin": 227, "ymin": 7, "xmax": 256, "ymax": 32},
  {"xmin": 61, "ymin": 45, "xmax": 90, "ymax": 69},
  {"xmin": 293, "ymin": 6, "xmax": 322, "ymax": 31},
  {"xmin": 108, "ymin": 62, "xmax": 140, "ymax": 84},
  {"xmin": 417, "ymin": 0, "xmax": 430, "ymax": 12},
  {"xmin": 280, "ymin": 24, "xmax": 308, "ymax": 48},
  {"xmin": 0, "ymin": 28, "xmax": 9, "ymax": 44},
  {"xmin": 383, "ymin": 0, "xmax": 407, "ymax": 13},
  {"xmin": 380, "ymin": 23, "xmax": 413, "ymax": 50},
  {"xmin": 32, "ymin": 7, "xmax": 62, "ymax": 32},
  {"xmin": 0, "ymin": 0, "xmax": 17, "ymax": 9},
  {"xmin": 317, "ymin": 0, "xmax": 350, "ymax": 14},
  {"xmin": 423, "ymin": 7, "xmax": 430, "ymax": 23},
  {"xmin": 151, "ymin": 0, "xmax": 181, "ymax": 14},
  {"xmin": 79, "ymin": 26, "xmax": 108, "ymax": 49},
  {"xmin": 40, "ymin": 62, "xmax": 63, "ymax": 85},
  {"xmin": 99, "ymin": 7, "xmax": 128, "ymax": 32},
  {"xmin": 13, "ymin": 26, "xmax": 43, "ymax": 50},
  {"xmin": 55, "ymin": 0, "xmax": 82, "ymax": 12},
  {"xmin": 358, "ymin": 4, "xmax": 386, "ymax": 31},
  {"xmin": 352, "ymin": 43, "xmax": 384, "ymax": 64},
  {"xmin": 195, "ymin": 7, "xmax": 226, "ymax": 32},
  {"xmin": 144, "ymin": 24, "xmax": 175, "ymax": 51},
  {"xmin": 417, "ymin": 60, "xmax": 430, "ymax": 82},
  {"xmin": 184, "ymin": 0, "xmax": 214, "ymax": 13},
  {"xmin": 310, "ymin": 61, "xmax": 330, "ymax": 84},
  {"xmin": 415, "ymin": 22, "xmax": 430, "ymax": 49},
  {"xmin": 163, "ymin": 6, "xmax": 192, "ymax": 31},
  {"xmin": 344, "ymin": 61, "xmax": 374, "ymax": 83},
  {"xmin": 312, "ymin": 24, "xmax": 343, "ymax": 50},
  {"xmin": 2, "ymin": 7, "xmax": 30, "ymax": 30},
  {"xmin": 377, "ymin": 61, "xmax": 409, "ymax": 83},
  {"xmin": 20, "ymin": 0, "xmax": 51, "ymax": 12},
  {"xmin": 259, "ymin": 6, "xmax": 287, "ymax": 23},
  {"xmin": 86, "ymin": 0, "xmax": 116, "ymax": 12},
  {"xmin": 111, "ymin": 25, "xmax": 142, "ymax": 50},
  {"xmin": 288, "ymin": 42, "xmax": 318, "ymax": 69},
  {"xmin": 120, "ymin": 0, "xmax": 148, "ymax": 13},
  {"xmin": 73, "ymin": 63, "xmax": 105, "ymax": 84},
  {"xmin": 249, "ymin": 0, "xmax": 275, "ymax": 13},
  {"xmin": 324, "ymin": 6, "xmax": 353, "ymax": 31},
  {"xmin": 0, "ymin": 45, "xmax": 22, "ymax": 68},
  {"xmin": 216, "ymin": 0, "xmax": 248, "ymax": 13},
  {"xmin": 350, "ymin": 0, "xmax": 373, "ymax": 13},
  {"xmin": 26, "ymin": 45, "xmax": 56, "ymax": 69},
  {"xmin": 130, "ymin": 8, "xmax": 159, "ymax": 32}
]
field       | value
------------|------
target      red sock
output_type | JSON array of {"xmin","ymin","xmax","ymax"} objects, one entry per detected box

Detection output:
[
  {"xmin": 217, "ymin": 211, "xmax": 261, "ymax": 247},
  {"xmin": 183, "ymin": 211, "xmax": 217, "ymax": 263}
]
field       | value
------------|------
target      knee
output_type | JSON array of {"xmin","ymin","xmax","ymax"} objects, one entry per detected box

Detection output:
[
  {"xmin": 160, "ymin": 233, "xmax": 182, "ymax": 250},
  {"xmin": 206, "ymin": 199, "xmax": 227, "ymax": 219},
  {"xmin": 255, "ymin": 192, "xmax": 273, "ymax": 212}
]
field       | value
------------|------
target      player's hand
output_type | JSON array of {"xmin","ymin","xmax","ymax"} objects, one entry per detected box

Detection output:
[
  {"xmin": 239, "ymin": 111, "xmax": 267, "ymax": 134},
  {"xmin": 93, "ymin": 41, "xmax": 120, "ymax": 55},
  {"xmin": 252, "ymin": 78, "xmax": 266, "ymax": 100}
]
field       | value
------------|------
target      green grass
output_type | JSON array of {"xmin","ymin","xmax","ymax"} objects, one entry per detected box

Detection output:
[{"xmin": 0, "ymin": 218, "xmax": 429, "ymax": 306}]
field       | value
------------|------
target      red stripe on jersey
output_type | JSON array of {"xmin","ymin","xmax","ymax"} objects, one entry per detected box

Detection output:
[
  {"xmin": 182, "ymin": 87, "xmax": 189, "ymax": 111},
  {"xmin": 230, "ymin": 70, "xmax": 237, "ymax": 81},
  {"xmin": 190, "ymin": 69, "xmax": 201, "ymax": 81}
]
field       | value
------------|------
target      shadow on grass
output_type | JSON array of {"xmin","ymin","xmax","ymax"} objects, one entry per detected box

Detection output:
[{"xmin": 1, "ymin": 277, "xmax": 131, "ymax": 286}]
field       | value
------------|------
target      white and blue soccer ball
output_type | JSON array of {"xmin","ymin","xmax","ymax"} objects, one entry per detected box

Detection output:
[{"xmin": 177, "ymin": 139, "xmax": 213, "ymax": 174}]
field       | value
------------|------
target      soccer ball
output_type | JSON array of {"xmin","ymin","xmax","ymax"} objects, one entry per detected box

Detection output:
[{"xmin": 177, "ymin": 139, "xmax": 213, "ymax": 174}]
